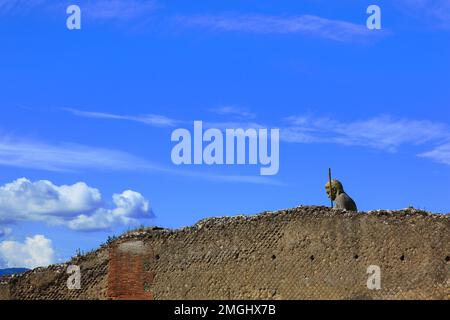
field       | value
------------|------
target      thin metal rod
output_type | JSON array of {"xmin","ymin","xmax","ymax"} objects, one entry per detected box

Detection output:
[{"xmin": 328, "ymin": 168, "xmax": 334, "ymax": 208}]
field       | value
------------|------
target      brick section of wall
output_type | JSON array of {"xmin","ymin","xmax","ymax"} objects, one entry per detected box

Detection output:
[{"xmin": 108, "ymin": 241, "xmax": 155, "ymax": 300}]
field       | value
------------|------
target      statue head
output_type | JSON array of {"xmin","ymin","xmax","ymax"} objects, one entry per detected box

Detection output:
[{"xmin": 325, "ymin": 179, "xmax": 344, "ymax": 201}]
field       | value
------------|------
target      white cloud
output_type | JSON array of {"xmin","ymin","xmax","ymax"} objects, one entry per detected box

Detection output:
[
  {"xmin": 395, "ymin": 0, "xmax": 450, "ymax": 29},
  {"xmin": 0, "ymin": 134, "xmax": 281, "ymax": 185},
  {"xmin": 0, "ymin": 227, "xmax": 12, "ymax": 239},
  {"xmin": 175, "ymin": 13, "xmax": 386, "ymax": 43},
  {"xmin": 0, "ymin": 136, "xmax": 163, "ymax": 172},
  {"xmin": 0, "ymin": 0, "xmax": 45, "ymax": 15},
  {"xmin": 62, "ymin": 108, "xmax": 181, "ymax": 127},
  {"xmin": 68, "ymin": 190, "xmax": 151, "ymax": 231},
  {"xmin": 0, "ymin": 178, "xmax": 102, "ymax": 223},
  {"xmin": 209, "ymin": 106, "xmax": 256, "ymax": 119},
  {"xmin": 418, "ymin": 142, "xmax": 450, "ymax": 165},
  {"xmin": 0, "ymin": 235, "xmax": 55, "ymax": 269},
  {"xmin": 282, "ymin": 114, "xmax": 449, "ymax": 152},
  {"xmin": 57, "ymin": 109, "xmax": 282, "ymax": 185},
  {"xmin": 0, "ymin": 0, "xmax": 157, "ymax": 21},
  {"xmin": 203, "ymin": 120, "xmax": 266, "ymax": 131},
  {"xmin": 0, "ymin": 178, "xmax": 154, "ymax": 231},
  {"xmin": 64, "ymin": 107, "xmax": 264, "ymax": 130},
  {"xmin": 82, "ymin": 0, "xmax": 157, "ymax": 21}
]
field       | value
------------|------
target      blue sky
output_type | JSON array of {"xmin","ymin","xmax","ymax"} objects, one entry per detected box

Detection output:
[{"xmin": 0, "ymin": 0, "xmax": 449, "ymax": 268}]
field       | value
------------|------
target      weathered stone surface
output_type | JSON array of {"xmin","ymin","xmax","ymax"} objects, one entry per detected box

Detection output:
[{"xmin": 1, "ymin": 206, "xmax": 449, "ymax": 300}]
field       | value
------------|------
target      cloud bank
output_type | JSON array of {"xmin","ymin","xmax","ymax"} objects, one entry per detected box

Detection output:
[
  {"xmin": 81, "ymin": 0, "xmax": 157, "ymax": 21},
  {"xmin": 0, "ymin": 178, "xmax": 153, "ymax": 231},
  {"xmin": 209, "ymin": 106, "xmax": 256, "ymax": 120},
  {"xmin": 0, "ymin": 227, "xmax": 11, "ymax": 239},
  {"xmin": 419, "ymin": 142, "xmax": 450, "ymax": 165},
  {"xmin": 282, "ymin": 114, "xmax": 449, "ymax": 152},
  {"xmin": 68, "ymin": 189, "xmax": 151, "ymax": 231},
  {"xmin": 0, "ymin": 0, "xmax": 157, "ymax": 21},
  {"xmin": 282, "ymin": 114, "xmax": 450, "ymax": 165},
  {"xmin": 61, "ymin": 107, "xmax": 450, "ymax": 167},
  {"xmin": 396, "ymin": 0, "xmax": 450, "ymax": 29},
  {"xmin": 0, "ymin": 136, "xmax": 162, "ymax": 173},
  {"xmin": 0, "ymin": 235, "xmax": 54, "ymax": 269},
  {"xmin": 175, "ymin": 13, "xmax": 384, "ymax": 43},
  {"xmin": 62, "ymin": 108, "xmax": 181, "ymax": 127}
]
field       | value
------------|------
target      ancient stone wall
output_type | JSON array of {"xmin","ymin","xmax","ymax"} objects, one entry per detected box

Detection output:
[{"xmin": 1, "ymin": 207, "xmax": 449, "ymax": 300}]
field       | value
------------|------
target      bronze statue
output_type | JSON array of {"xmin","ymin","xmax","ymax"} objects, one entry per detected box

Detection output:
[{"xmin": 325, "ymin": 179, "xmax": 358, "ymax": 212}]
